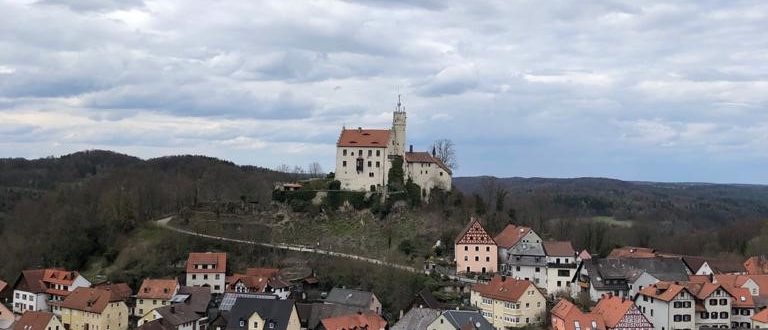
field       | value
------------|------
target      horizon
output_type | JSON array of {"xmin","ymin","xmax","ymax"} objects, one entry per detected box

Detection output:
[{"xmin": 1, "ymin": 1, "xmax": 766, "ymax": 184}]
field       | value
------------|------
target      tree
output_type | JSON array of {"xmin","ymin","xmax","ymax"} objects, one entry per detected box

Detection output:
[
  {"xmin": 387, "ymin": 156, "xmax": 405, "ymax": 191},
  {"xmin": 430, "ymin": 138, "xmax": 458, "ymax": 171},
  {"xmin": 275, "ymin": 164, "xmax": 291, "ymax": 173},
  {"xmin": 307, "ymin": 162, "xmax": 323, "ymax": 178}
]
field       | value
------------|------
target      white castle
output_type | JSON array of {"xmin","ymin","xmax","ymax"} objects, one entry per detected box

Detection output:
[{"xmin": 334, "ymin": 98, "xmax": 452, "ymax": 198}]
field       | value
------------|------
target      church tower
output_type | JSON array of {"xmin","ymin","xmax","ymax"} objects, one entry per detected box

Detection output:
[{"xmin": 391, "ymin": 95, "xmax": 407, "ymax": 156}]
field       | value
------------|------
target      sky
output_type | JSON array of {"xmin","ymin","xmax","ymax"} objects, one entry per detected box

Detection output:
[{"xmin": 0, "ymin": 0, "xmax": 766, "ymax": 184}]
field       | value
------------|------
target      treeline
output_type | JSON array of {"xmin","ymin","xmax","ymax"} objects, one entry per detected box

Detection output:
[{"xmin": 0, "ymin": 150, "xmax": 290, "ymax": 280}]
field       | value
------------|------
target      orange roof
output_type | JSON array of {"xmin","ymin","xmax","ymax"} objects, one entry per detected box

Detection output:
[
  {"xmin": 61, "ymin": 287, "xmax": 121, "ymax": 314},
  {"xmin": 544, "ymin": 241, "xmax": 575, "ymax": 257},
  {"xmin": 722, "ymin": 286, "xmax": 754, "ymax": 308},
  {"xmin": 592, "ymin": 294, "xmax": 651, "ymax": 328},
  {"xmin": 337, "ymin": 129, "xmax": 390, "ymax": 148},
  {"xmin": 745, "ymin": 256, "xmax": 768, "ymax": 275},
  {"xmin": 637, "ymin": 282, "xmax": 689, "ymax": 302},
  {"xmin": 404, "ymin": 152, "xmax": 452, "ymax": 175},
  {"xmin": 753, "ymin": 308, "xmax": 768, "ymax": 323},
  {"xmin": 225, "ymin": 274, "xmax": 269, "ymax": 293},
  {"xmin": 456, "ymin": 218, "xmax": 496, "ymax": 245},
  {"xmin": 320, "ymin": 312, "xmax": 387, "ymax": 330},
  {"xmin": 186, "ymin": 252, "xmax": 227, "ymax": 273},
  {"xmin": 137, "ymin": 279, "xmax": 179, "ymax": 299},
  {"xmin": 493, "ymin": 224, "xmax": 530, "ymax": 248},
  {"xmin": 14, "ymin": 311, "xmax": 55, "ymax": 330},
  {"xmin": 607, "ymin": 246, "xmax": 657, "ymax": 258},
  {"xmin": 551, "ymin": 299, "xmax": 605, "ymax": 330},
  {"xmin": 42, "ymin": 269, "xmax": 79, "ymax": 286},
  {"xmin": 471, "ymin": 276, "xmax": 536, "ymax": 302}
]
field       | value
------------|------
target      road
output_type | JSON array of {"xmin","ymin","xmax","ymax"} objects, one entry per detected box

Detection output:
[{"xmin": 155, "ymin": 216, "xmax": 476, "ymax": 283}]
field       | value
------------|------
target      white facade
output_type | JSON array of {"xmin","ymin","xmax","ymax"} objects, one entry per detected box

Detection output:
[
  {"xmin": 695, "ymin": 289, "xmax": 732, "ymax": 328},
  {"xmin": 404, "ymin": 159, "xmax": 451, "ymax": 198},
  {"xmin": 629, "ymin": 272, "xmax": 660, "ymax": 297},
  {"xmin": 12, "ymin": 290, "xmax": 47, "ymax": 313},
  {"xmin": 499, "ymin": 231, "xmax": 546, "ymax": 287},
  {"xmin": 545, "ymin": 255, "xmax": 576, "ymax": 297},
  {"xmin": 186, "ymin": 272, "xmax": 225, "ymax": 294},
  {"xmin": 335, "ymin": 145, "xmax": 390, "ymax": 192},
  {"xmin": 635, "ymin": 289, "xmax": 695, "ymax": 330}
]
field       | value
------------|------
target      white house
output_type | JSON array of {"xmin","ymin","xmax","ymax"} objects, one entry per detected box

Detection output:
[
  {"xmin": 185, "ymin": 252, "xmax": 227, "ymax": 294},
  {"xmin": 635, "ymin": 282, "xmax": 696, "ymax": 330},
  {"xmin": 12, "ymin": 269, "xmax": 91, "ymax": 314},
  {"xmin": 542, "ymin": 241, "xmax": 577, "ymax": 297},
  {"xmin": 494, "ymin": 225, "xmax": 547, "ymax": 287}
]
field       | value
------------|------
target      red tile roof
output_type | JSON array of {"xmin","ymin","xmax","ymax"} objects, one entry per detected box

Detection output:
[
  {"xmin": 320, "ymin": 312, "xmax": 387, "ymax": 330},
  {"xmin": 607, "ymin": 246, "xmax": 657, "ymax": 258},
  {"xmin": 493, "ymin": 225, "xmax": 530, "ymax": 249},
  {"xmin": 337, "ymin": 129, "xmax": 390, "ymax": 148},
  {"xmin": 753, "ymin": 307, "xmax": 768, "ymax": 323},
  {"xmin": 186, "ymin": 252, "xmax": 227, "ymax": 273},
  {"xmin": 592, "ymin": 294, "xmax": 652, "ymax": 328},
  {"xmin": 543, "ymin": 241, "xmax": 575, "ymax": 257},
  {"xmin": 94, "ymin": 282, "xmax": 132, "ymax": 302},
  {"xmin": 404, "ymin": 152, "xmax": 452, "ymax": 175},
  {"xmin": 455, "ymin": 217, "xmax": 496, "ymax": 245},
  {"xmin": 137, "ymin": 279, "xmax": 179, "ymax": 299},
  {"xmin": 14, "ymin": 311, "xmax": 55, "ymax": 330},
  {"xmin": 61, "ymin": 287, "xmax": 122, "ymax": 314},
  {"xmin": 14, "ymin": 268, "xmax": 82, "ymax": 295},
  {"xmin": 471, "ymin": 275, "xmax": 537, "ymax": 302},
  {"xmin": 722, "ymin": 286, "xmax": 754, "ymax": 308},
  {"xmin": 637, "ymin": 282, "xmax": 690, "ymax": 302},
  {"xmin": 42, "ymin": 269, "xmax": 78, "ymax": 286},
  {"xmin": 551, "ymin": 299, "xmax": 605, "ymax": 330}
]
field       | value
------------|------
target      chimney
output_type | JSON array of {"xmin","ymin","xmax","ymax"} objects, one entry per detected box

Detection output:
[{"xmin": 409, "ymin": 145, "xmax": 413, "ymax": 153}]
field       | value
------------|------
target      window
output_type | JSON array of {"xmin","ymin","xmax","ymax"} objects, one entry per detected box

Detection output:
[
  {"xmin": 486, "ymin": 246, "xmax": 490, "ymax": 252},
  {"xmin": 485, "ymin": 257, "xmax": 490, "ymax": 262},
  {"xmin": 711, "ymin": 312, "xmax": 718, "ymax": 319},
  {"xmin": 203, "ymin": 275, "xmax": 208, "ymax": 280},
  {"xmin": 464, "ymin": 246, "xmax": 468, "ymax": 251},
  {"xmin": 720, "ymin": 298, "xmax": 728, "ymax": 305},
  {"xmin": 710, "ymin": 299, "xmax": 717, "ymax": 305},
  {"xmin": 192, "ymin": 275, "xmax": 196, "ymax": 280},
  {"xmin": 367, "ymin": 161, "xmax": 372, "ymax": 167},
  {"xmin": 215, "ymin": 274, "xmax": 220, "ymax": 280},
  {"xmin": 253, "ymin": 322, "xmax": 258, "ymax": 328},
  {"xmin": 369, "ymin": 172, "xmax": 374, "ymax": 177},
  {"xmin": 475, "ymin": 256, "xmax": 479, "ymax": 261},
  {"xmin": 650, "ymin": 309, "xmax": 654, "ymax": 316},
  {"xmin": 535, "ymin": 267, "xmax": 540, "ymax": 272},
  {"xmin": 342, "ymin": 161, "xmax": 347, "ymax": 167},
  {"xmin": 720, "ymin": 312, "xmax": 728, "ymax": 319},
  {"xmin": 376, "ymin": 150, "xmax": 380, "ymax": 156},
  {"xmin": 358, "ymin": 150, "xmax": 362, "ymax": 156},
  {"xmin": 516, "ymin": 266, "xmax": 521, "ymax": 271},
  {"xmin": 684, "ymin": 301, "xmax": 691, "ymax": 308},
  {"xmin": 557, "ymin": 281, "xmax": 561, "ymax": 287},
  {"xmin": 558, "ymin": 269, "xmax": 570, "ymax": 277},
  {"xmin": 375, "ymin": 161, "xmax": 380, "ymax": 168},
  {"xmin": 356, "ymin": 158, "xmax": 364, "ymax": 172},
  {"xmin": 683, "ymin": 315, "xmax": 691, "ymax": 321},
  {"xmin": 701, "ymin": 312, "xmax": 709, "ymax": 319},
  {"xmin": 475, "ymin": 246, "xmax": 479, "ymax": 251},
  {"xmin": 464, "ymin": 256, "xmax": 468, "ymax": 261},
  {"xmin": 673, "ymin": 315, "xmax": 682, "ymax": 322},
  {"xmin": 343, "ymin": 150, "xmax": 347, "ymax": 156}
]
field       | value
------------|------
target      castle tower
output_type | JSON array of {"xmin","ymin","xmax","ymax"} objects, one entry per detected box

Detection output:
[{"xmin": 391, "ymin": 95, "xmax": 407, "ymax": 156}]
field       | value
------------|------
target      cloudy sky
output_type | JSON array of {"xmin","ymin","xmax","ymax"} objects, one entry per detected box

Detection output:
[{"xmin": 1, "ymin": 0, "xmax": 766, "ymax": 183}]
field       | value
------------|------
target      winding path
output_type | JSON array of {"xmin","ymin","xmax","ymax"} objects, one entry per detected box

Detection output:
[{"xmin": 155, "ymin": 216, "xmax": 476, "ymax": 283}]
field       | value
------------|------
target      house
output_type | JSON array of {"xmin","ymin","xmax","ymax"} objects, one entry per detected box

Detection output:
[
  {"xmin": 494, "ymin": 225, "xmax": 546, "ymax": 286},
  {"xmin": 319, "ymin": 311, "xmax": 387, "ymax": 330},
  {"xmin": 0, "ymin": 303, "xmax": 13, "ymax": 330},
  {"xmin": 323, "ymin": 288, "xmax": 381, "ymax": 315},
  {"xmin": 551, "ymin": 299, "xmax": 604, "ymax": 330},
  {"xmin": 575, "ymin": 257, "xmax": 690, "ymax": 301},
  {"xmin": 12, "ymin": 311, "xmax": 62, "ymax": 330},
  {"xmin": 138, "ymin": 303, "xmax": 208, "ymax": 330},
  {"xmin": 682, "ymin": 281, "xmax": 734, "ymax": 329},
  {"xmin": 696, "ymin": 259, "xmax": 747, "ymax": 275},
  {"xmin": 186, "ymin": 252, "xmax": 227, "ymax": 294},
  {"xmin": 753, "ymin": 308, "xmax": 768, "ymax": 328},
  {"xmin": 591, "ymin": 294, "xmax": 653, "ymax": 329},
  {"xmin": 745, "ymin": 256, "xmax": 768, "ymax": 275},
  {"xmin": 226, "ymin": 298, "xmax": 300, "ymax": 330},
  {"xmin": 12, "ymin": 268, "xmax": 91, "ymax": 314},
  {"xmin": 426, "ymin": 310, "xmax": 493, "ymax": 330},
  {"xmin": 334, "ymin": 99, "xmax": 451, "ymax": 197},
  {"xmin": 634, "ymin": 282, "xmax": 695, "ymax": 330},
  {"xmin": 543, "ymin": 240, "xmax": 577, "ymax": 297},
  {"xmin": 722, "ymin": 285, "xmax": 755, "ymax": 328},
  {"xmin": 60, "ymin": 287, "xmax": 129, "ymax": 330},
  {"xmin": 391, "ymin": 307, "xmax": 440, "ymax": 330},
  {"xmin": 226, "ymin": 269, "xmax": 279, "ymax": 294},
  {"xmin": 607, "ymin": 247, "xmax": 658, "ymax": 259},
  {"xmin": 219, "ymin": 293, "xmax": 278, "ymax": 312},
  {"xmin": 469, "ymin": 275, "xmax": 546, "ymax": 328},
  {"xmin": 411, "ymin": 288, "xmax": 443, "ymax": 310},
  {"xmin": 136, "ymin": 279, "xmax": 180, "ymax": 317},
  {"xmin": 455, "ymin": 217, "xmax": 497, "ymax": 275},
  {"xmin": 295, "ymin": 303, "xmax": 359, "ymax": 330}
]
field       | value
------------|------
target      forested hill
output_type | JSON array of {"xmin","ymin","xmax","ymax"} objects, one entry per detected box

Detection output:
[
  {"xmin": 0, "ymin": 150, "xmax": 290, "ymax": 280},
  {"xmin": 453, "ymin": 176, "xmax": 768, "ymax": 229}
]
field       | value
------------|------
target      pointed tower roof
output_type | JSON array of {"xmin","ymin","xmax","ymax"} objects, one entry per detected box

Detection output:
[{"xmin": 455, "ymin": 217, "xmax": 496, "ymax": 245}]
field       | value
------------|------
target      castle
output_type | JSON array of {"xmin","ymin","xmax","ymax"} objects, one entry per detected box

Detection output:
[{"xmin": 334, "ymin": 98, "xmax": 452, "ymax": 198}]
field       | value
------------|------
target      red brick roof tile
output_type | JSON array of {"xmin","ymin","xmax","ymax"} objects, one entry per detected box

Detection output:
[
  {"xmin": 186, "ymin": 252, "xmax": 227, "ymax": 273},
  {"xmin": 471, "ymin": 276, "xmax": 537, "ymax": 302},
  {"xmin": 137, "ymin": 279, "xmax": 179, "ymax": 299},
  {"xmin": 493, "ymin": 225, "xmax": 530, "ymax": 249},
  {"xmin": 320, "ymin": 312, "xmax": 387, "ymax": 330},
  {"xmin": 337, "ymin": 129, "xmax": 390, "ymax": 148}
]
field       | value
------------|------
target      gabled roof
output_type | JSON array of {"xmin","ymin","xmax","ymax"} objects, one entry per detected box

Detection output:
[
  {"xmin": 455, "ymin": 218, "xmax": 496, "ymax": 246},
  {"xmin": 13, "ymin": 311, "xmax": 55, "ymax": 330},
  {"xmin": 681, "ymin": 281, "xmax": 729, "ymax": 300},
  {"xmin": 177, "ymin": 286, "xmax": 212, "ymax": 314},
  {"xmin": 391, "ymin": 307, "xmax": 440, "ymax": 330},
  {"xmin": 493, "ymin": 224, "xmax": 530, "ymax": 249},
  {"xmin": 138, "ymin": 279, "xmax": 179, "ymax": 299},
  {"xmin": 438, "ymin": 310, "xmax": 493, "ymax": 330},
  {"xmin": 414, "ymin": 288, "xmax": 442, "ymax": 310},
  {"xmin": 61, "ymin": 287, "xmax": 122, "ymax": 314},
  {"xmin": 593, "ymin": 294, "xmax": 652, "ymax": 328},
  {"xmin": 753, "ymin": 307, "xmax": 768, "ymax": 323},
  {"xmin": 296, "ymin": 302, "xmax": 360, "ymax": 329},
  {"xmin": 154, "ymin": 303, "xmax": 204, "ymax": 326},
  {"xmin": 226, "ymin": 298, "xmax": 296, "ymax": 330},
  {"xmin": 637, "ymin": 282, "xmax": 690, "ymax": 302},
  {"xmin": 320, "ymin": 312, "xmax": 387, "ymax": 330},
  {"xmin": 14, "ymin": 269, "xmax": 81, "ymax": 294},
  {"xmin": 325, "ymin": 288, "xmax": 375, "ymax": 310},
  {"xmin": 471, "ymin": 276, "xmax": 537, "ymax": 303},
  {"xmin": 551, "ymin": 299, "xmax": 605, "ymax": 330},
  {"xmin": 186, "ymin": 252, "xmax": 227, "ymax": 273},
  {"xmin": 721, "ymin": 286, "xmax": 754, "ymax": 308},
  {"xmin": 584, "ymin": 257, "xmax": 689, "ymax": 290},
  {"xmin": 42, "ymin": 269, "xmax": 78, "ymax": 286},
  {"xmin": 337, "ymin": 129, "xmax": 390, "ymax": 148},
  {"xmin": 705, "ymin": 259, "xmax": 747, "ymax": 274},
  {"xmin": 608, "ymin": 247, "xmax": 657, "ymax": 258},
  {"xmin": 404, "ymin": 152, "xmax": 452, "ymax": 175},
  {"xmin": 93, "ymin": 282, "xmax": 132, "ymax": 302},
  {"xmin": 226, "ymin": 274, "xmax": 269, "ymax": 293},
  {"xmin": 544, "ymin": 241, "xmax": 575, "ymax": 257}
]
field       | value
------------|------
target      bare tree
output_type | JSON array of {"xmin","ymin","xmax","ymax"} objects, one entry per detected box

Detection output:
[
  {"xmin": 430, "ymin": 138, "xmax": 458, "ymax": 171},
  {"xmin": 307, "ymin": 162, "xmax": 323, "ymax": 178},
  {"xmin": 275, "ymin": 164, "xmax": 291, "ymax": 173}
]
